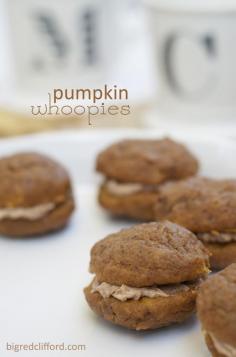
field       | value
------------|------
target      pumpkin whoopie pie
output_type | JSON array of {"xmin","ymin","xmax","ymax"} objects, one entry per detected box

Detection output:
[
  {"xmin": 154, "ymin": 177, "xmax": 236, "ymax": 269},
  {"xmin": 197, "ymin": 264, "xmax": 236, "ymax": 357},
  {"xmin": 0, "ymin": 152, "xmax": 74, "ymax": 237},
  {"xmin": 96, "ymin": 138, "xmax": 198, "ymax": 221},
  {"xmin": 84, "ymin": 221, "xmax": 209, "ymax": 330}
]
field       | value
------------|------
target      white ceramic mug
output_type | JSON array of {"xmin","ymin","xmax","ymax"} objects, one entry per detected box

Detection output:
[
  {"xmin": 146, "ymin": 0, "xmax": 236, "ymax": 119},
  {"xmin": 5, "ymin": 0, "xmax": 110, "ymax": 91}
]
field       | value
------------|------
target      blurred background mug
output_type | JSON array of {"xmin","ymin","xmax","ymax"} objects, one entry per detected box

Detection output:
[
  {"xmin": 0, "ymin": 0, "xmax": 152, "ymax": 131},
  {"xmin": 5, "ymin": 0, "xmax": 110, "ymax": 91},
  {"xmin": 146, "ymin": 0, "xmax": 236, "ymax": 121},
  {"xmin": 2, "ymin": 0, "xmax": 149, "ymax": 100}
]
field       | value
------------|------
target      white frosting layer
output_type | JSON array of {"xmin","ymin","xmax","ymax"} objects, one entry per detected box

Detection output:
[
  {"xmin": 198, "ymin": 231, "xmax": 236, "ymax": 244},
  {"xmin": 0, "ymin": 202, "xmax": 55, "ymax": 221},
  {"xmin": 106, "ymin": 180, "xmax": 158, "ymax": 196},
  {"xmin": 91, "ymin": 279, "xmax": 190, "ymax": 302},
  {"xmin": 210, "ymin": 333, "xmax": 236, "ymax": 357}
]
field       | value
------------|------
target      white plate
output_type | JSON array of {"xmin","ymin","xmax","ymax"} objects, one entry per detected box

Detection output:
[{"xmin": 0, "ymin": 129, "xmax": 235, "ymax": 357}]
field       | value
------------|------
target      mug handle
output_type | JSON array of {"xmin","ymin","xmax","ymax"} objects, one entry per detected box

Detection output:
[{"xmin": 163, "ymin": 32, "xmax": 216, "ymax": 98}]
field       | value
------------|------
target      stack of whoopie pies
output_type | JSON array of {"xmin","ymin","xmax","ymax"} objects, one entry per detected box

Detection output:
[
  {"xmin": 86, "ymin": 136, "xmax": 236, "ymax": 352},
  {"xmin": 1, "ymin": 136, "xmax": 236, "ymax": 355}
]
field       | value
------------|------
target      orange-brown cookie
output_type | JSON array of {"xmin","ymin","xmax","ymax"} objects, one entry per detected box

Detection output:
[
  {"xmin": 203, "ymin": 242, "xmax": 236, "ymax": 271},
  {"xmin": 98, "ymin": 184, "xmax": 158, "ymax": 221},
  {"xmin": 154, "ymin": 177, "xmax": 236, "ymax": 269},
  {"xmin": 197, "ymin": 264, "xmax": 236, "ymax": 356},
  {"xmin": 84, "ymin": 279, "xmax": 199, "ymax": 331},
  {"xmin": 96, "ymin": 138, "xmax": 198, "ymax": 221},
  {"xmin": 0, "ymin": 152, "xmax": 75, "ymax": 237},
  {"xmin": 84, "ymin": 221, "xmax": 210, "ymax": 330},
  {"xmin": 89, "ymin": 221, "xmax": 209, "ymax": 287}
]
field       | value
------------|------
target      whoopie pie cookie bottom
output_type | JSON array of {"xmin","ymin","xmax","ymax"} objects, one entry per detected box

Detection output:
[
  {"xmin": 98, "ymin": 184, "xmax": 159, "ymax": 221},
  {"xmin": 0, "ymin": 196, "xmax": 74, "ymax": 237},
  {"xmin": 203, "ymin": 242, "xmax": 236, "ymax": 270},
  {"xmin": 197, "ymin": 231, "xmax": 236, "ymax": 269},
  {"xmin": 84, "ymin": 279, "xmax": 201, "ymax": 330}
]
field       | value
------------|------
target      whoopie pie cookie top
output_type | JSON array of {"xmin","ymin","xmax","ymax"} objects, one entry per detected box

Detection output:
[
  {"xmin": 0, "ymin": 152, "xmax": 72, "ymax": 208},
  {"xmin": 154, "ymin": 177, "xmax": 236, "ymax": 233},
  {"xmin": 89, "ymin": 221, "xmax": 210, "ymax": 287},
  {"xmin": 96, "ymin": 138, "xmax": 199, "ymax": 184},
  {"xmin": 197, "ymin": 263, "xmax": 236, "ymax": 348}
]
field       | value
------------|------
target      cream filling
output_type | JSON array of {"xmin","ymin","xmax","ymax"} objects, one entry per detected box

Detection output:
[
  {"xmin": 209, "ymin": 333, "xmax": 236, "ymax": 357},
  {"xmin": 91, "ymin": 278, "xmax": 191, "ymax": 302},
  {"xmin": 106, "ymin": 180, "xmax": 158, "ymax": 196},
  {"xmin": 197, "ymin": 231, "xmax": 236, "ymax": 244},
  {"xmin": 0, "ymin": 202, "xmax": 55, "ymax": 221}
]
